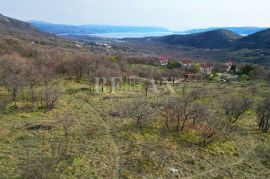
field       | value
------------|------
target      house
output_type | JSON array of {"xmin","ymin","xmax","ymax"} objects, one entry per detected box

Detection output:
[
  {"xmin": 158, "ymin": 56, "xmax": 169, "ymax": 66},
  {"xmin": 95, "ymin": 41, "xmax": 112, "ymax": 49},
  {"xmin": 180, "ymin": 59, "xmax": 192, "ymax": 69},
  {"xmin": 160, "ymin": 59, "xmax": 168, "ymax": 66},
  {"xmin": 200, "ymin": 63, "xmax": 213, "ymax": 74}
]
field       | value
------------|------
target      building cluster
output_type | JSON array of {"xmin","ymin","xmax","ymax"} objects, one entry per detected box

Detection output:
[
  {"xmin": 156, "ymin": 56, "xmax": 237, "ymax": 80},
  {"xmin": 95, "ymin": 41, "xmax": 112, "ymax": 49}
]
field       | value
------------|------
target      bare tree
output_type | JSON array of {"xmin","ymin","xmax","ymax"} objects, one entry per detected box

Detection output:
[
  {"xmin": 249, "ymin": 86, "xmax": 258, "ymax": 97},
  {"xmin": 33, "ymin": 51, "xmax": 55, "ymax": 86},
  {"xmin": 42, "ymin": 86, "xmax": 59, "ymax": 110},
  {"xmin": 195, "ymin": 114, "xmax": 237, "ymax": 145},
  {"xmin": 143, "ymin": 79, "xmax": 155, "ymax": 97},
  {"xmin": 70, "ymin": 54, "xmax": 87, "ymax": 82},
  {"xmin": 157, "ymin": 96, "xmax": 209, "ymax": 132},
  {"xmin": 223, "ymin": 96, "xmax": 253, "ymax": 123},
  {"xmin": 58, "ymin": 109, "xmax": 76, "ymax": 138},
  {"xmin": 0, "ymin": 55, "xmax": 26, "ymax": 107},
  {"xmin": 190, "ymin": 88, "xmax": 207, "ymax": 101},
  {"xmin": 200, "ymin": 117, "xmax": 219, "ymax": 145},
  {"xmin": 121, "ymin": 98, "xmax": 152, "ymax": 129},
  {"xmin": 191, "ymin": 103, "xmax": 209, "ymax": 126},
  {"xmin": 142, "ymin": 138, "xmax": 176, "ymax": 175},
  {"xmin": 170, "ymin": 97, "xmax": 196, "ymax": 131},
  {"xmin": 256, "ymin": 96, "xmax": 270, "ymax": 133},
  {"xmin": 25, "ymin": 62, "xmax": 40, "ymax": 102},
  {"xmin": 155, "ymin": 98, "xmax": 175, "ymax": 130},
  {"xmin": 139, "ymin": 67, "xmax": 155, "ymax": 97}
]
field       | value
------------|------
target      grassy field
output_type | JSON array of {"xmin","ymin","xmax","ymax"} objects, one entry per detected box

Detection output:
[{"xmin": 0, "ymin": 80, "xmax": 270, "ymax": 178}]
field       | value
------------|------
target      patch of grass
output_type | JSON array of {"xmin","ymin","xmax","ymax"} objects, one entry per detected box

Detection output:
[
  {"xmin": 207, "ymin": 141, "xmax": 237, "ymax": 156},
  {"xmin": 171, "ymin": 130, "xmax": 202, "ymax": 144}
]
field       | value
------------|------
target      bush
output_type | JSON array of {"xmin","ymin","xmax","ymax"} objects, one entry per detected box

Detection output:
[{"xmin": 43, "ymin": 87, "xmax": 59, "ymax": 110}]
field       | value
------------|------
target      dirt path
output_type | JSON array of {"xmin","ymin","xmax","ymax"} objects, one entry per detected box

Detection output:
[
  {"xmin": 66, "ymin": 95, "xmax": 120, "ymax": 178},
  {"xmin": 73, "ymin": 95, "xmax": 120, "ymax": 178}
]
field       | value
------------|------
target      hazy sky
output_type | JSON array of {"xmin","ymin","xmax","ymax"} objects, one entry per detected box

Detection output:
[{"xmin": 1, "ymin": 0, "xmax": 270, "ymax": 30}]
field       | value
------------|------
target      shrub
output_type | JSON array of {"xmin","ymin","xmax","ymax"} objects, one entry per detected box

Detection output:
[{"xmin": 42, "ymin": 87, "xmax": 59, "ymax": 110}]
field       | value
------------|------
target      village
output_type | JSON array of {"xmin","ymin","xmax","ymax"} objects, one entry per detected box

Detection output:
[{"xmin": 157, "ymin": 55, "xmax": 239, "ymax": 82}]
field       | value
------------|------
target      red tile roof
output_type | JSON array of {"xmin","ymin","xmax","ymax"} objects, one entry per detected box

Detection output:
[
  {"xmin": 201, "ymin": 63, "xmax": 212, "ymax": 69},
  {"xmin": 180, "ymin": 60, "xmax": 192, "ymax": 64}
]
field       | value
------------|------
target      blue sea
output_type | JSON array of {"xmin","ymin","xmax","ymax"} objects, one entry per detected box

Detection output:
[{"xmin": 87, "ymin": 32, "xmax": 185, "ymax": 39}]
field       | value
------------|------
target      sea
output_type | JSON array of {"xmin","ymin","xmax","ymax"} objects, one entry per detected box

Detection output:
[{"xmin": 86, "ymin": 32, "xmax": 185, "ymax": 39}]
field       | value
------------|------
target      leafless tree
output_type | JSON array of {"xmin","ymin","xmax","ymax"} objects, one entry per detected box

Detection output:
[
  {"xmin": 170, "ymin": 97, "xmax": 197, "ymax": 131},
  {"xmin": 42, "ymin": 86, "xmax": 60, "ymax": 110},
  {"xmin": 249, "ymin": 86, "xmax": 258, "ymax": 97},
  {"xmin": 33, "ymin": 51, "xmax": 55, "ymax": 86},
  {"xmin": 223, "ymin": 96, "xmax": 253, "ymax": 123},
  {"xmin": 143, "ymin": 79, "xmax": 155, "ymax": 97},
  {"xmin": 25, "ymin": 62, "xmax": 40, "ymax": 102},
  {"xmin": 0, "ymin": 55, "xmax": 26, "ymax": 107},
  {"xmin": 59, "ymin": 109, "xmax": 76, "ymax": 138},
  {"xmin": 142, "ymin": 138, "xmax": 176, "ymax": 175},
  {"xmin": 197, "ymin": 114, "xmax": 237, "ymax": 145},
  {"xmin": 190, "ymin": 88, "xmax": 207, "ymax": 101},
  {"xmin": 5, "ymin": 74, "xmax": 25, "ymax": 107},
  {"xmin": 157, "ymin": 96, "xmax": 209, "ymax": 132},
  {"xmin": 70, "ymin": 54, "xmax": 88, "ymax": 82},
  {"xmin": 121, "ymin": 98, "xmax": 152, "ymax": 129},
  {"xmin": 154, "ymin": 98, "xmax": 175, "ymax": 130},
  {"xmin": 191, "ymin": 103, "xmax": 209, "ymax": 126},
  {"xmin": 200, "ymin": 117, "xmax": 219, "ymax": 145},
  {"xmin": 256, "ymin": 96, "xmax": 270, "ymax": 133}
]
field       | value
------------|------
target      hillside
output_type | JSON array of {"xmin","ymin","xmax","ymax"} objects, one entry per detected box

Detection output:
[
  {"xmin": 238, "ymin": 28, "xmax": 270, "ymax": 48},
  {"xmin": 0, "ymin": 14, "xmax": 50, "ymax": 37},
  {"xmin": 0, "ymin": 14, "xmax": 104, "ymax": 50},
  {"xmin": 182, "ymin": 27, "xmax": 268, "ymax": 36},
  {"xmin": 128, "ymin": 29, "xmax": 241, "ymax": 49},
  {"xmin": 125, "ymin": 28, "xmax": 270, "ymax": 50},
  {"xmin": 29, "ymin": 21, "xmax": 171, "ymax": 35}
]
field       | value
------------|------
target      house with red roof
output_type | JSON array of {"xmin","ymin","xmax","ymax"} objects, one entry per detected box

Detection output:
[
  {"xmin": 200, "ymin": 63, "xmax": 213, "ymax": 74},
  {"xmin": 179, "ymin": 59, "xmax": 192, "ymax": 69},
  {"xmin": 157, "ymin": 56, "xmax": 169, "ymax": 66}
]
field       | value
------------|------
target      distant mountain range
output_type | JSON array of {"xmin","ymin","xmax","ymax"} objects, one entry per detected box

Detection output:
[
  {"xmin": 29, "ymin": 21, "xmax": 171, "ymax": 35},
  {"xmin": 1, "ymin": 14, "xmax": 270, "ymax": 50},
  {"xmin": 1, "ymin": 14, "xmax": 270, "ymax": 65},
  {"xmin": 181, "ymin": 27, "xmax": 268, "ymax": 36},
  {"xmin": 126, "ymin": 28, "xmax": 270, "ymax": 49},
  {"xmin": 29, "ymin": 21, "xmax": 269, "ymax": 37}
]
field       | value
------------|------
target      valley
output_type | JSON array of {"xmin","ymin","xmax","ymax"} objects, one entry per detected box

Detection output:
[{"xmin": 0, "ymin": 12, "xmax": 270, "ymax": 179}]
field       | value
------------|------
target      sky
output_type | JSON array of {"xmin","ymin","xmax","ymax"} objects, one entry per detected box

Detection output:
[{"xmin": 0, "ymin": 0, "xmax": 270, "ymax": 30}]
